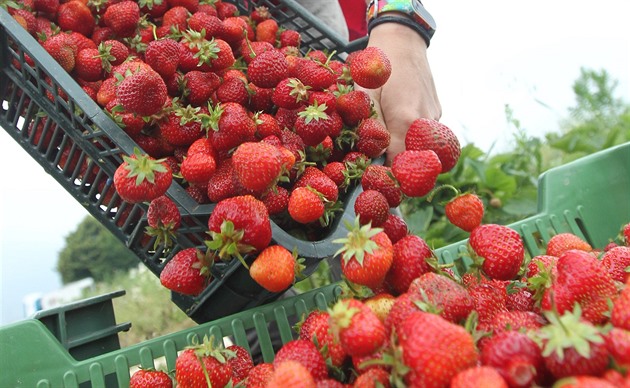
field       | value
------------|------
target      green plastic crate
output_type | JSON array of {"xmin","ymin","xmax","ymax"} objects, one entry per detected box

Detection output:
[{"xmin": 1, "ymin": 143, "xmax": 628, "ymax": 387}]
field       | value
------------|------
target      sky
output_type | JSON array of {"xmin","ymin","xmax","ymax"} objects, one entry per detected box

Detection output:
[{"xmin": 1, "ymin": 0, "xmax": 630, "ymax": 325}]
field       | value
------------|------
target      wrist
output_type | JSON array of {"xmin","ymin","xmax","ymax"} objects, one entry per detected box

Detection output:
[{"xmin": 366, "ymin": 0, "xmax": 436, "ymax": 47}]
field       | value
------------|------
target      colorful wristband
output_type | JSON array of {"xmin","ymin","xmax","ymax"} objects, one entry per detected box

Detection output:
[{"xmin": 366, "ymin": 0, "xmax": 436, "ymax": 45}]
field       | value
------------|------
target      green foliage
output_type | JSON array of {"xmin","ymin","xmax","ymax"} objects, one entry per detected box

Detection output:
[{"xmin": 57, "ymin": 216, "xmax": 139, "ymax": 284}]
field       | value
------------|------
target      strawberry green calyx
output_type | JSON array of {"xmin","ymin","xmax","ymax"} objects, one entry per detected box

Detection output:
[
  {"xmin": 188, "ymin": 335, "xmax": 236, "ymax": 363},
  {"xmin": 200, "ymin": 102, "xmax": 223, "ymax": 133},
  {"xmin": 328, "ymin": 299, "xmax": 361, "ymax": 332},
  {"xmin": 288, "ymin": 78, "xmax": 311, "ymax": 103},
  {"xmin": 333, "ymin": 216, "xmax": 383, "ymax": 266},
  {"xmin": 205, "ymin": 220, "xmax": 255, "ymax": 269},
  {"xmin": 298, "ymin": 101, "xmax": 329, "ymax": 124},
  {"xmin": 536, "ymin": 304, "xmax": 604, "ymax": 360},
  {"xmin": 97, "ymin": 42, "xmax": 117, "ymax": 73},
  {"xmin": 175, "ymin": 104, "xmax": 202, "ymax": 126},
  {"xmin": 123, "ymin": 147, "xmax": 169, "ymax": 185}
]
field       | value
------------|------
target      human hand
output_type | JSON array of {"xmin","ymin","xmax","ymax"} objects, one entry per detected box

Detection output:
[{"xmin": 356, "ymin": 21, "xmax": 441, "ymax": 165}]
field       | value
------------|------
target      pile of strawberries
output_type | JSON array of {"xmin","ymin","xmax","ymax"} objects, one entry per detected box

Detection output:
[{"xmin": 128, "ymin": 222, "xmax": 630, "ymax": 387}]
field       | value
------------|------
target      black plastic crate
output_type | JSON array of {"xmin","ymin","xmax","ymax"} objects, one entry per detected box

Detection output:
[{"xmin": 0, "ymin": 2, "xmax": 366, "ymax": 323}]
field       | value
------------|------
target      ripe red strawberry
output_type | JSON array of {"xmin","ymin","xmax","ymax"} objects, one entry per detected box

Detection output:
[
  {"xmin": 266, "ymin": 360, "xmax": 315, "ymax": 388},
  {"xmin": 445, "ymin": 192, "xmax": 484, "ymax": 232},
  {"xmin": 247, "ymin": 82, "xmax": 275, "ymax": 112},
  {"xmin": 405, "ymin": 118, "xmax": 461, "ymax": 173},
  {"xmin": 33, "ymin": 0, "xmax": 59, "ymax": 15},
  {"xmin": 255, "ymin": 113, "xmax": 282, "ymax": 139},
  {"xmin": 246, "ymin": 363, "xmax": 274, "ymax": 387},
  {"xmin": 601, "ymin": 246, "xmax": 630, "ymax": 282},
  {"xmin": 354, "ymin": 189, "xmax": 389, "ymax": 227},
  {"xmin": 247, "ymin": 49, "xmax": 289, "ymax": 88},
  {"xmin": 146, "ymin": 195, "xmax": 181, "ymax": 249},
  {"xmin": 129, "ymin": 368, "xmax": 172, "ymax": 388},
  {"xmin": 56, "ymin": 0, "xmax": 95, "ymax": 37},
  {"xmin": 355, "ymin": 118, "xmax": 390, "ymax": 158},
  {"xmin": 42, "ymin": 33, "xmax": 77, "ymax": 73},
  {"xmin": 360, "ymin": 164, "xmax": 402, "ymax": 208},
  {"xmin": 103, "ymin": 1, "xmax": 140, "ymax": 37},
  {"xmin": 381, "ymin": 213, "xmax": 408, "ymax": 244},
  {"xmin": 383, "ymin": 235, "xmax": 431, "ymax": 295},
  {"xmin": 260, "ymin": 186, "xmax": 289, "ymax": 215},
  {"xmin": 546, "ymin": 233, "xmax": 593, "ymax": 257},
  {"xmin": 555, "ymin": 376, "xmax": 620, "ymax": 388},
  {"xmin": 226, "ymin": 344, "xmax": 254, "ymax": 385},
  {"xmin": 207, "ymin": 159, "xmax": 240, "ymax": 203},
  {"xmin": 272, "ymin": 77, "xmax": 309, "ymax": 109},
  {"xmin": 526, "ymin": 254, "xmax": 558, "ymax": 279},
  {"xmin": 183, "ymin": 70, "xmax": 221, "ymax": 106},
  {"xmin": 335, "ymin": 218, "xmax": 394, "ymax": 289},
  {"xmin": 113, "ymin": 149, "xmax": 172, "ymax": 203},
  {"xmin": 537, "ymin": 306, "xmax": 610, "ymax": 379},
  {"xmin": 335, "ymin": 88, "xmax": 372, "ymax": 127},
  {"xmin": 294, "ymin": 166, "xmax": 339, "ymax": 203},
  {"xmin": 491, "ymin": 310, "xmax": 546, "ymax": 335},
  {"xmin": 273, "ymin": 339, "xmax": 328, "ymax": 381},
  {"xmin": 328, "ymin": 298, "xmax": 387, "ymax": 358},
  {"xmin": 215, "ymin": 76, "xmax": 249, "ymax": 105},
  {"xmin": 206, "ymin": 195, "xmax": 272, "ymax": 266},
  {"xmin": 181, "ymin": 152, "xmax": 216, "ymax": 185},
  {"xmin": 100, "ymin": 40, "xmax": 129, "ymax": 69},
  {"xmin": 255, "ymin": 18, "xmax": 278, "ymax": 45},
  {"xmin": 232, "ymin": 142, "xmax": 284, "ymax": 193},
  {"xmin": 391, "ymin": 150, "xmax": 442, "ymax": 198},
  {"xmin": 396, "ymin": 311, "xmax": 479, "ymax": 387},
  {"xmin": 74, "ymin": 48, "xmax": 104, "ymax": 81},
  {"xmin": 349, "ymin": 47, "xmax": 391, "ymax": 89},
  {"xmin": 353, "ymin": 366, "xmax": 391, "ymax": 388},
  {"xmin": 279, "ymin": 29, "xmax": 301, "ymax": 48},
  {"xmin": 296, "ymin": 58, "xmax": 336, "ymax": 91},
  {"xmin": 468, "ymin": 279, "xmax": 509, "ymax": 328},
  {"xmin": 612, "ymin": 281, "xmax": 630, "ymax": 330},
  {"xmin": 450, "ymin": 366, "xmax": 508, "ymax": 388},
  {"xmin": 299, "ymin": 310, "xmax": 348, "ymax": 368},
  {"xmin": 210, "ymin": 102, "xmax": 257, "ymax": 152},
  {"xmin": 187, "ymin": 11, "xmax": 224, "ymax": 37},
  {"xmin": 159, "ymin": 247, "xmax": 211, "ymax": 296},
  {"xmin": 295, "ymin": 102, "xmax": 334, "ymax": 146},
  {"xmin": 469, "ymin": 224, "xmax": 525, "ymax": 280},
  {"xmin": 541, "ymin": 249, "xmax": 617, "ymax": 324},
  {"xmin": 623, "ymin": 223, "xmax": 630, "ymax": 246},
  {"xmin": 174, "ymin": 339, "xmax": 234, "ymax": 388},
  {"xmin": 162, "ymin": 6, "xmax": 190, "ymax": 31},
  {"xmin": 240, "ymin": 40, "xmax": 275, "ymax": 64},
  {"xmin": 250, "ymin": 245, "xmax": 299, "ymax": 292},
  {"xmin": 117, "ymin": 69, "xmax": 167, "ymax": 117},
  {"xmin": 160, "ymin": 106, "xmax": 205, "ymax": 147},
  {"xmin": 407, "ymin": 272, "xmax": 475, "ymax": 324},
  {"xmin": 480, "ymin": 330, "xmax": 548, "ymax": 388},
  {"xmin": 287, "ymin": 187, "xmax": 325, "ymax": 224}
]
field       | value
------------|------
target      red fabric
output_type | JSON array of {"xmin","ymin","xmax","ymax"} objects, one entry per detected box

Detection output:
[{"xmin": 338, "ymin": 0, "xmax": 368, "ymax": 40}]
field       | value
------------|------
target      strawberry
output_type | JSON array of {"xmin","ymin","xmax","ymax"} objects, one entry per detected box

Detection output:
[
  {"xmin": 117, "ymin": 68, "xmax": 168, "ymax": 117},
  {"xmin": 348, "ymin": 47, "xmax": 391, "ymax": 89},
  {"xmin": 255, "ymin": 18, "xmax": 278, "ymax": 45},
  {"xmin": 554, "ymin": 376, "xmax": 619, "ymax": 388},
  {"xmin": 468, "ymin": 279, "xmax": 509, "ymax": 329},
  {"xmin": 129, "ymin": 368, "xmax": 172, "ymax": 388},
  {"xmin": 287, "ymin": 186, "xmax": 325, "ymax": 224},
  {"xmin": 103, "ymin": 1, "xmax": 140, "ymax": 37},
  {"xmin": 353, "ymin": 368, "xmax": 391, "ymax": 388},
  {"xmin": 299, "ymin": 310, "xmax": 348, "ymax": 368},
  {"xmin": 160, "ymin": 247, "xmax": 211, "ymax": 296},
  {"xmin": 322, "ymin": 161, "xmax": 347, "ymax": 188},
  {"xmin": 181, "ymin": 152, "xmax": 216, "ymax": 185},
  {"xmin": 206, "ymin": 159, "xmax": 240, "ymax": 203},
  {"xmin": 537, "ymin": 306, "xmax": 609, "ymax": 379},
  {"xmin": 546, "ymin": 233, "xmax": 593, "ymax": 257},
  {"xmin": 226, "ymin": 344, "xmax": 254, "ymax": 385},
  {"xmin": 405, "ymin": 118, "xmax": 461, "ymax": 173},
  {"xmin": 328, "ymin": 298, "xmax": 387, "ymax": 358},
  {"xmin": 245, "ymin": 362, "xmax": 274, "ymax": 387},
  {"xmin": 220, "ymin": 16, "xmax": 248, "ymax": 44},
  {"xmin": 247, "ymin": 82, "xmax": 275, "ymax": 112},
  {"xmin": 42, "ymin": 33, "xmax": 77, "ymax": 73},
  {"xmin": 160, "ymin": 105, "xmax": 205, "ymax": 147},
  {"xmin": 296, "ymin": 58, "xmax": 336, "ymax": 91},
  {"xmin": 480, "ymin": 330, "xmax": 548, "ymax": 388},
  {"xmin": 182, "ymin": 70, "xmax": 221, "ymax": 106},
  {"xmin": 450, "ymin": 366, "xmax": 508, "ymax": 388},
  {"xmin": 215, "ymin": 77, "xmax": 249, "ymax": 106},
  {"xmin": 100, "ymin": 40, "xmax": 129, "ymax": 68},
  {"xmin": 623, "ymin": 222, "xmax": 630, "ymax": 246},
  {"xmin": 174, "ymin": 338, "xmax": 234, "ymax": 388},
  {"xmin": 541, "ymin": 249, "xmax": 617, "ymax": 324},
  {"xmin": 391, "ymin": 150, "xmax": 442, "ymax": 198},
  {"xmin": 209, "ymin": 102, "xmax": 257, "ymax": 152},
  {"xmin": 383, "ymin": 235, "xmax": 431, "ymax": 294},
  {"xmin": 355, "ymin": 118, "xmax": 390, "ymax": 158},
  {"xmin": 250, "ymin": 245, "xmax": 299, "ymax": 292},
  {"xmin": 294, "ymin": 166, "xmax": 339, "ymax": 203},
  {"xmin": 187, "ymin": 12, "xmax": 224, "ymax": 37},
  {"xmin": 266, "ymin": 360, "xmax": 315, "ymax": 388},
  {"xmin": 56, "ymin": 0, "xmax": 95, "ymax": 37},
  {"xmin": 601, "ymin": 245, "xmax": 630, "ymax": 282},
  {"xmin": 74, "ymin": 48, "xmax": 104, "ymax": 81},
  {"xmin": 396, "ymin": 311, "xmax": 479, "ymax": 388},
  {"xmin": 279, "ymin": 29, "xmax": 301, "ymax": 48},
  {"xmin": 250, "ymin": 6, "xmax": 271, "ymax": 24},
  {"xmin": 407, "ymin": 272, "xmax": 475, "ymax": 324},
  {"xmin": 381, "ymin": 213, "xmax": 408, "ymax": 244},
  {"xmin": 360, "ymin": 165, "xmax": 403, "ymax": 208},
  {"xmin": 232, "ymin": 142, "xmax": 284, "ymax": 193},
  {"xmin": 469, "ymin": 224, "xmax": 525, "ymax": 280},
  {"xmin": 334, "ymin": 218, "xmax": 393, "ymax": 289},
  {"xmin": 490, "ymin": 310, "xmax": 546, "ymax": 335},
  {"xmin": 146, "ymin": 195, "xmax": 181, "ymax": 249},
  {"xmin": 33, "ymin": 0, "xmax": 59, "ymax": 15},
  {"xmin": 273, "ymin": 339, "xmax": 328, "ymax": 381},
  {"xmin": 611, "ymin": 279, "xmax": 630, "ymax": 330},
  {"xmin": 240, "ymin": 40, "xmax": 275, "ymax": 64},
  {"xmin": 272, "ymin": 77, "xmax": 310, "ymax": 109},
  {"xmin": 335, "ymin": 88, "xmax": 372, "ymax": 127},
  {"xmin": 445, "ymin": 192, "xmax": 484, "ymax": 232},
  {"xmin": 162, "ymin": 6, "xmax": 190, "ymax": 32},
  {"xmin": 206, "ymin": 195, "xmax": 272, "ymax": 267},
  {"xmin": 113, "ymin": 149, "xmax": 172, "ymax": 203},
  {"xmin": 526, "ymin": 254, "xmax": 558, "ymax": 278},
  {"xmin": 354, "ymin": 189, "xmax": 389, "ymax": 227},
  {"xmin": 260, "ymin": 186, "xmax": 289, "ymax": 215},
  {"xmin": 247, "ymin": 49, "xmax": 289, "ymax": 89},
  {"xmin": 295, "ymin": 102, "xmax": 334, "ymax": 146},
  {"xmin": 255, "ymin": 113, "xmax": 282, "ymax": 139},
  {"xmin": 604, "ymin": 327, "xmax": 630, "ymax": 371}
]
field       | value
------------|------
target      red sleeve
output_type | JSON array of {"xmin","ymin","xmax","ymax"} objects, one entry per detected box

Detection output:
[{"xmin": 338, "ymin": 0, "xmax": 368, "ymax": 40}]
